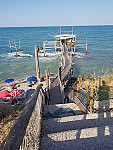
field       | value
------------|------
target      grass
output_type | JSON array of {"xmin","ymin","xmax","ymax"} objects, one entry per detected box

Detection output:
[
  {"xmin": 0, "ymin": 104, "xmax": 25, "ymax": 122},
  {"xmin": 93, "ymin": 73, "xmax": 113, "ymax": 101},
  {"xmin": 0, "ymin": 104, "xmax": 25, "ymax": 144}
]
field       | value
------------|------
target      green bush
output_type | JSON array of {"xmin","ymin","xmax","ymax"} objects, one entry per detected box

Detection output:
[{"xmin": 0, "ymin": 104, "xmax": 25, "ymax": 123}]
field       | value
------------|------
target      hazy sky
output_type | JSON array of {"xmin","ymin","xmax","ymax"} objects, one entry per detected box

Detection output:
[{"xmin": 0, "ymin": 0, "xmax": 113, "ymax": 27}]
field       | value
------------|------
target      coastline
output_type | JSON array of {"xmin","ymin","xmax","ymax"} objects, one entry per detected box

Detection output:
[{"xmin": 0, "ymin": 73, "xmax": 37, "ymax": 88}]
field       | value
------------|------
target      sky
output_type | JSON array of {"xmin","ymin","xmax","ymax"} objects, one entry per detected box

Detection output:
[{"xmin": 0, "ymin": 0, "xmax": 113, "ymax": 27}]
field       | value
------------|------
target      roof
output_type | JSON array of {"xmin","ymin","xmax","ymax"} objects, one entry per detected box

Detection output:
[{"xmin": 55, "ymin": 34, "xmax": 76, "ymax": 40}]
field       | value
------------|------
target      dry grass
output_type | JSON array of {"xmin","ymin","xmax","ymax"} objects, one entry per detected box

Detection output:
[
  {"xmin": 95, "ymin": 73, "xmax": 113, "ymax": 88},
  {"xmin": 0, "ymin": 104, "xmax": 25, "ymax": 144}
]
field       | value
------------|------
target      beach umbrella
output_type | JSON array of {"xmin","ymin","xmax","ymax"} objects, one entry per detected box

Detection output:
[
  {"xmin": 5, "ymin": 78, "xmax": 14, "ymax": 83},
  {"xmin": 27, "ymin": 76, "xmax": 37, "ymax": 82},
  {"xmin": 10, "ymin": 90, "xmax": 22, "ymax": 97},
  {"xmin": 0, "ymin": 90, "xmax": 10, "ymax": 98}
]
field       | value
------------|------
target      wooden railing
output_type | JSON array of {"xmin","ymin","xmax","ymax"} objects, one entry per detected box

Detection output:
[
  {"xmin": 57, "ymin": 52, "xmax": 72, "ymax": 103},
  {"xmin": 64, "ymin": 78, "xmax": 88, "ymax": 113},
  {"xmin": 0, "ymin": 84, "xmax": 47, "ymax": 150}
]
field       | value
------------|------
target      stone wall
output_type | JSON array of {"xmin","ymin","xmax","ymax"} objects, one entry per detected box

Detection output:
[{"xmin": 20, "ymin": 91, "xmax": 44, "ymax": 150}]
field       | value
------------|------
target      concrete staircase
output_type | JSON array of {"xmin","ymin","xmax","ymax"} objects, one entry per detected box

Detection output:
[{"xmin": 39, "ymin": 103, "xmax": 113, "ymax": 150}]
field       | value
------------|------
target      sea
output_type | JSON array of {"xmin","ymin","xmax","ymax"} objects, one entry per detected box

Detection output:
[{"xmin": 0, "ymin": 26, "xmax": 113, "ymax": 83}]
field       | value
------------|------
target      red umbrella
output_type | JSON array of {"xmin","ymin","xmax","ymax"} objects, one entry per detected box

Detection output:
[
  {"xmin": 0, "ymin": 90, "xmax": 10, "ymax": 98},
  {"xmin": 10, "ymin": 90, "xmax": 22, "ymax": 97}
]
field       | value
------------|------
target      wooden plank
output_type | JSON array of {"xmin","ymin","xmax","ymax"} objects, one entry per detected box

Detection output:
[
  {"xmin": 74, "ymin": 96, "xmax": 87, "ymax": 113},
  {"xmin": 65, "ymin": 81, "xmax": 77, "ymax": 99},
  {"xmin": 50, "ymin": 53, "xmax": 71, "ymax": 105}
]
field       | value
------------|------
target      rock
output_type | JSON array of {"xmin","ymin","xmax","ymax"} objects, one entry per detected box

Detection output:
[{"xmin": 81, "ymin": 74, "xmax": 91, "ymax": 81}]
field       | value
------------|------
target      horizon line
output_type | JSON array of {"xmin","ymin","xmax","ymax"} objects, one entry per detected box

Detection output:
[{"xmin": 0, "ymin": 24, "xmax": 113, "ymax": 28}]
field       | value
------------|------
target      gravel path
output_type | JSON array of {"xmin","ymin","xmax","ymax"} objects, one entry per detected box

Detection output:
[{"xmin": 40, "ymin": 103, "xmax": 113, "ymax": 150}]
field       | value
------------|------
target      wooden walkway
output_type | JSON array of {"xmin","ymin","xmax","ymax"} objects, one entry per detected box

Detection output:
[{"xmin": 49, "ymin": 53, "xmax": 71, "ymax": 105}]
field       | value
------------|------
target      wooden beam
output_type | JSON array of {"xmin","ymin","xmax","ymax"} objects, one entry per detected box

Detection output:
[{"xmin": 74, "ymin": 96, "xmax": 87, "ymax": 113}]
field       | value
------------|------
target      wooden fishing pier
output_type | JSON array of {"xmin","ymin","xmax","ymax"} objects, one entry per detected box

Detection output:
[
  {"xmin": 42, "ymin": 26, "xmax": 88, "ymax": 56},
  {"xmin": 49, "ymin": 51, "xmax": 72, "ymax": 105},
  {"xmin": 9, "ymin": 39, "xmax": 21, "ymax": 54}
]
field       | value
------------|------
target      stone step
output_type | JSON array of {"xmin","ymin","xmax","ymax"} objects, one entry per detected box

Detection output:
[
  {"xmin": 40, "ymin": 124, "xmax": 113, "ymax": 150},
  {"xmin": 40, "ymin": 103, "xmax": 113, "ymax": 150},
  {"xmin": 43, "ymin": 103, "xmax": 85, "ymax": 118},
  {"xmin": 42, "ymin": 111, "xmax": 113, "ymax": 135}
]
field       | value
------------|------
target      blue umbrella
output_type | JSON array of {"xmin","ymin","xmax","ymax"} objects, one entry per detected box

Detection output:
[
  {"xmin": 5, "ymin": 78, "xmax": 14, "ymax": 83},
  {"xmin": 27, "ymin": 76, "xmax": 37, "ymax": 82}
]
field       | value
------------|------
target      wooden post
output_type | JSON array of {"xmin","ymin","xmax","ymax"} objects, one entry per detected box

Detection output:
[
  {"xmin": 35, "ymin": 45, "xmax": 40, "ymax": 81},
  {"xmin": 58, "ymin": 67, "xmax": 61, "ymax": 85},
  {"xmin": 47, "ymin": 66, "xmax": 50, "ymax": 89},
  {"xmin": 90, "ymin": 79, "xmax": 94, "ymax": 113},
  {"xmin": 60, "ymin": 40, "xmax": 62, "ymax": 52},
  {"xmin": 76, "ymin": 77, "xmax": 79, "ymax": 98},
  {"xmin": 73, "ymin": 82, "xmax": 77, "ymax": 101},
  {"xmin": 47, "ymin": 66, "xmax": 50, "ymax": 77},
  {"xmin": 59, "ymin": 67, "xmax": 61, "ymax": 81},
  {"xmin": 45, "ymin": 70, "xmax": 49, "ymax": 87},
  {"xmin": 74, "ymin": 47, "xmax": 76, "ymax": 53},
  {"xmin": 19, "ymin": 39, "xmax": 21, "ymax": 52},
  {"xmin": 67, "ymin": 94, "xmax": 69, "ymax": 103},
  {"xmin": 86, "ymin": 38, "xmax": 87, "ymax": 53},
  {"xmin": 61, "ymin": 57, "xmax": 63, "ymax": 68},
  {"xmin": 16, "ymin": 48, "xmax": 18, "ymax": 56},
  {"xmin": 45, "ymin": 70, "xmax": 50, "ymax": 101},
  {"xmin": 70, "ymin": 52, "xmax": 72, "ymax": 67},
  {"xmin": 58, "ymin": 67, "xmax": 60, "ymax": 85}
]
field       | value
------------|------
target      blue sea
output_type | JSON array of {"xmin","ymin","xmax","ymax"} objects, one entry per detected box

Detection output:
[{"xmin": 0, "ymin": 26, "xmax": 113, "ymax": 82}]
